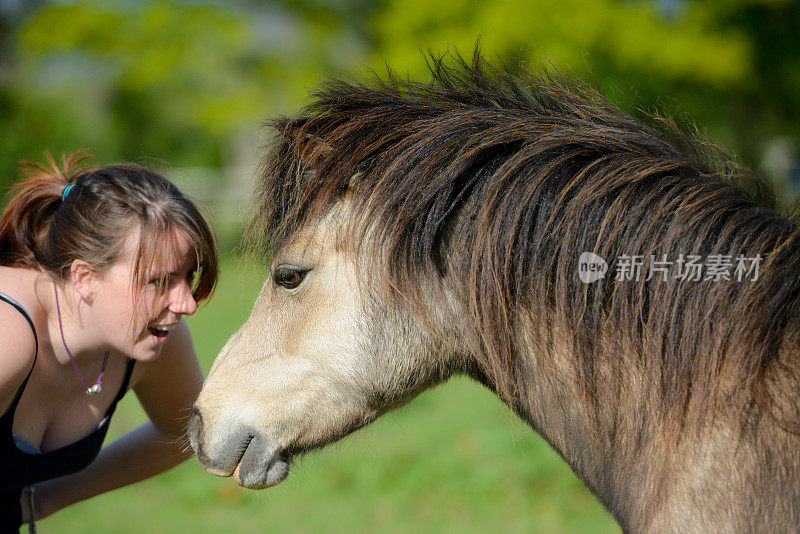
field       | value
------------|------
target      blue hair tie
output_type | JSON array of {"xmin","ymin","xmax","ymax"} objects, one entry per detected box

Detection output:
[{"xmin": 61, "ymin": 183, "xmax": 76, "ymax": 202}]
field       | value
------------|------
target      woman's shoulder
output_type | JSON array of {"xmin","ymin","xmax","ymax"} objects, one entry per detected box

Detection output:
[
  {"xmin": 0, "ymin": 267, "xmax": 42, "ymax": 393},
  {"xmin": 0, "ymin": 297, "xmax": 38, "ymax": 411}
]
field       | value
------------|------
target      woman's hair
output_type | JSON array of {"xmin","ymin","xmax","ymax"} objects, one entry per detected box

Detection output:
[{"xmin": 0, "ymin": 152, "xmax": 218, "ymax": 309}]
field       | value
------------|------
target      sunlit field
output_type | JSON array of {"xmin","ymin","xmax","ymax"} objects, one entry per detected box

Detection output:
[{"xmin": 41, "ymin": 255, "xmax": 618, "ymax": 533}]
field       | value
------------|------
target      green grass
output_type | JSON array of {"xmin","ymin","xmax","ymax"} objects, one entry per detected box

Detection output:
[{"xmin": 42, "ymin": 254, "xmax": 619, "ymax": 533}]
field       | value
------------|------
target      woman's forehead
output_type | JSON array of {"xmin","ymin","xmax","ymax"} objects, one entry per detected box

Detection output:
[{"xmin": 118, "ymin": 228, "xmax": 198, "ymax": 274}]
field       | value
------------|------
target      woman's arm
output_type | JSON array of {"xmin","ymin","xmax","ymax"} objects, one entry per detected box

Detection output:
[
  {"xmin": 24, "ymin": 320, "xmax": 203, "ymax": 521},
  {"xmin": 27, "ymin": 421, "xmax": 191, "ymax": 520}
]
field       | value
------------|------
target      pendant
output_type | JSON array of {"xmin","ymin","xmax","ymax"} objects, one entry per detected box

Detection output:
[{"xmin": 85, "ymin": 384, "xmax": 102, "ymax": 395}]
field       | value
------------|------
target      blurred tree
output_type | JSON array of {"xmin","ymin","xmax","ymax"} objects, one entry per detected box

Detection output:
[
  {"xmin": 2, "ymin": 0, "xmax": 798, "ymax": 199},
  {"xmin": 0, "ymin": 0, "xmax": 374, "ymax": 191}
]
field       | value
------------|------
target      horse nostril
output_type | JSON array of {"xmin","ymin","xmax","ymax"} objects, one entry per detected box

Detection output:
[{"xmin": 187, "ymin": 406, "xmax": 204, "ymax": 449}]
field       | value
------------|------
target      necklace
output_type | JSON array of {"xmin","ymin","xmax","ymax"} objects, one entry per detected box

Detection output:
[{"xmin": 53, "ymin": 282, "xmax": 110, "ymax": 395}]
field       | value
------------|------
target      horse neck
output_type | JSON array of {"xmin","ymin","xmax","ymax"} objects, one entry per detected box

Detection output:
[
  {"xmin": 504, "ymin": 320, "xmax": 647, "ymax": 522},
  {"xmin": 502, "ymin": 286, "xmax": 800, "ymax": 531}
]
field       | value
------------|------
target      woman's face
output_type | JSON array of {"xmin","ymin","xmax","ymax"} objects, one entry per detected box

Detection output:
[{"xmin": 89, "ymin": 228, "xmax": 199, "ymax": 361}]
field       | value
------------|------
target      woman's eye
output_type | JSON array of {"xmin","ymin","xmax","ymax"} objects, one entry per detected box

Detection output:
[
  {"xmin": 149, "ymin": 277, "xmax": 169, "ymax": 290},
  {"xmin": 273, "ymin": 268, "xmax": 308, "ymax": 289}
]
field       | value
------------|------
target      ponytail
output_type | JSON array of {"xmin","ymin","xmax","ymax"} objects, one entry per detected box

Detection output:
[{"xmin": 0, "ymin": 152, "xmax": 94, "ymax": 270}]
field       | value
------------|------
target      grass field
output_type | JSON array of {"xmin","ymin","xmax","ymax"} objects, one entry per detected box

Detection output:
[{"xmin": 41, "ymin": 254, "xmax": 619, "ymax": 533}]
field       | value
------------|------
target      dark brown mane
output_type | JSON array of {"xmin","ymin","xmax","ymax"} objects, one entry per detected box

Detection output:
[{"xmin": 249, "ymin": 51, "xmax": 800, "ymax": 434}]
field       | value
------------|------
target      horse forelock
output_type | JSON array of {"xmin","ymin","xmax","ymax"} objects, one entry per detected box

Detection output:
[{"xmin": 248, "ymin": 51, "xmax": 800, "ymax": 435}]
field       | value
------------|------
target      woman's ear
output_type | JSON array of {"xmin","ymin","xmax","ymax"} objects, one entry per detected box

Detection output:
[{"xmin": 70, "ymin": 259, "xmax": 101, "ymax": 303}]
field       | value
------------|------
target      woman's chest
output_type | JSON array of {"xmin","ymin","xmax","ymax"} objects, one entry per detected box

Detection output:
[{"xmin": 10, "ymin": 354, "xmax": 129, "ymax": 452}]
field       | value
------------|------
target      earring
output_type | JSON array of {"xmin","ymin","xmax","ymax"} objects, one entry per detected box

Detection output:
[{"xmin": 86, "ymin": 294, "xmax": 94, "ymax": 302}]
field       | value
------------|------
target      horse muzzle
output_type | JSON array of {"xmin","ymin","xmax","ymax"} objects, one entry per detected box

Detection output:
[{"xmin": 188, "ymin": 406, "xmax": 292, "ymax": 489}]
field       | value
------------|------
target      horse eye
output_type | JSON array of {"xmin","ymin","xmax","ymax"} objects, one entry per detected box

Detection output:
[{"xmin": 273, "ymin": 268, "xmax": 308, "ymax": 289}]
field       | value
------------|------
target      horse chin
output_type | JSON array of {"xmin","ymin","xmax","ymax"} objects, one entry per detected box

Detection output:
[
  {"xmin": 225, "ymin": 433, "xmax": 293, "ymax": 489},
  {"xmin": 233, "ymin": 450, "xmax": 292, "ymax": 489}
]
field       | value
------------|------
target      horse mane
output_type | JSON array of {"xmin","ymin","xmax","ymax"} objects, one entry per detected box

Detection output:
[{"xmin": 249, "ymin": 51, "xmax": 800, "ymax": 434}]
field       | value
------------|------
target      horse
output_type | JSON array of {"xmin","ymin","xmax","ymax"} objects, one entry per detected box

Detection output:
[{"xmin": 188, "ymin": 53, "xmax": 800, "ymax": 532}]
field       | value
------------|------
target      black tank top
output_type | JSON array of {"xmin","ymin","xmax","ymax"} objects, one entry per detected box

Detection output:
[{"xmin": 0, "ymin": 292, "xmax": 135, "ymax": 531}]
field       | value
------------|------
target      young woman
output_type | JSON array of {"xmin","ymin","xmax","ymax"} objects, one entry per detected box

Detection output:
[{"xmin": 0, "ymin": 153, "xmax": 218, "ymax": 532}]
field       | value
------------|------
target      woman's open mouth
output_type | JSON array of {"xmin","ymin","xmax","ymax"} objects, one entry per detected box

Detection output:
[{"xmin": 148, "ymin": 322, "xmax": 177, "ymax": 341}]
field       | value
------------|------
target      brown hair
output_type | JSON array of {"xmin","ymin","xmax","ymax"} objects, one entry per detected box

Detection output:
[
  {"xmin": 0, "ymin": 152, "xmax": 218, "ymax": 316},
  {"xmin": 249, "ymin": 52, "xmax": 800, "ymax": 434}
]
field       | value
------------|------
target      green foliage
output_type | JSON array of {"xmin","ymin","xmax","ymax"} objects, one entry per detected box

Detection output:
[
  {"xmin": 2, "ymin": 0, "xmax": 799, "ymax": 197},
  {"xmin": 0, "ymin": 0, "xmax": 371, "ymax": 192},
  {"xmin": 372, "ymin": 0, "xmax": 751, "ymax": 85}
]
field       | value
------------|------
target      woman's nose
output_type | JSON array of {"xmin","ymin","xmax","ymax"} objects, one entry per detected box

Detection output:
[{"xmin": 169, "ymin": 281, "xmax": 198, "ymax": 316}]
